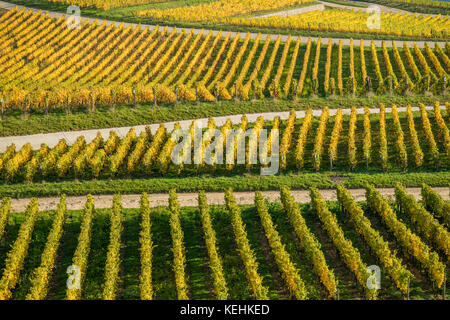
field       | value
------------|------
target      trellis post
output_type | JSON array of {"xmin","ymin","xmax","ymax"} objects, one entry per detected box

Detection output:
[
  {"xmin": 23, "ymin": 96, "xmax": 28, "ymax": 117},
  {"xmin": 89, "ymin": 92, "xmax": 94, "ymax": 112},
  {"xmin": 314, "ymin": 153, "xmax": 318, "ymax": 172},
  {"xmin": 110, "ymin": 89, "xmax": 114, "ymax": 108},
  {"xmin": 444, "ymin": 271, "xmax": 446, "ymax": 300},
  {"xmin": 407, "ymin": 277, "xmax": 410, "ymax": 300},
  {"xmin": 214, "ymin": 83, "xmax": 218, "ymax": 102}
]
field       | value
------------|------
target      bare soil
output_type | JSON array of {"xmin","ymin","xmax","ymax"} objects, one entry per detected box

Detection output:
[{"xmin": 9, "ymin": 187, "xmax": 449, "ymax": 212}]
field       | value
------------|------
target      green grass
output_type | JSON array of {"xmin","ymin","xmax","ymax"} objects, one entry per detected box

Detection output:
[
  {"xmin": 0, "ymin": 95, "xmax": 447, "ymax": 137},
  {"xmin": 2, "ymin": 0, "xmax": 448, "ymax": 41},
  {"xmin": 0, "ymin": 171, "xmax": 448, "ymax": 198},
  {"xmin": 1, "ymin": 201, "xmax": 447, "ymax": 300}
]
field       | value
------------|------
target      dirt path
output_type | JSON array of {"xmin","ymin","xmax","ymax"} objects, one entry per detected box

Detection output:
[
  {"xmin": 8, "ymin": 187, "xmax": 449, "ymax": 212},
  {"xmin": 0, "ymin": 1, "xmax": 445, "ymax": 48},
  {"xmin": 0, "ymin": 104, "xmax": 444, "ymax": 151}
]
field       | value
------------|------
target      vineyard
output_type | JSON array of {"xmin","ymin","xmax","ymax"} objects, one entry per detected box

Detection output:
[
  {"xmin": 230, "ymin": 9, "xmax": 450, "ymax": 38},
  {"xmin": 46, "ymin": 0, "xmax": 170, "ymax": 10},
  {"xmin": 136, "ymin": 0, "xmax": 450, "ymax": 37},
  {"xmin": 0, "ymin": 9, "xmax": 449, "ymax": 111},
  {"xmin": 0, "ymin": 103, "xmax": 448, "ymax": 183},
  {"xmin": 0, "ymin": 0, "xmax": 449, "ymax": 304},
  {"xmin": 35, "ymin": 0, "xmax": 317, "ymax": 12},
  {"xmin": 0, "ymin": 185, "xmax": 448, "ymax": 300},
  {"xmin": 136, "ymin": 0, "xmax": 316, "ymax": 22}
]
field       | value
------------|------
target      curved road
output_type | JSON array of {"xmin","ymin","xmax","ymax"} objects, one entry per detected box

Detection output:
[
  {"xmin": 0, "ymin": 0, "xmax": 446, "ymax": 48},
  {"xmin": 0, "ymin": 105, "xmax": 445, "ymax": 151}
]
